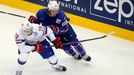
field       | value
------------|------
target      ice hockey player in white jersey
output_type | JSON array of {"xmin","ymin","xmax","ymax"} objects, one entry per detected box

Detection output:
[{"xmin": 15, "ymin": 21, "xmax": 66, "ymax": 75}]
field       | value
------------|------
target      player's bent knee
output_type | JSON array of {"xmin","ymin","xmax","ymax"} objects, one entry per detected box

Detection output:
[
  {"xmin": 47, "ymin": 55, "xmax": 58, "ymax": 65},
  {"xmin": 18, "ymin": 59, "xmax": 26, "ymax": 65},
  {"xmin": 18, "ymin": 53, "xmax": 29, "ymax": 65}
]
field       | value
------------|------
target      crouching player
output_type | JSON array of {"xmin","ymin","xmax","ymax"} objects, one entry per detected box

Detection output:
[
  {"xmin": 28, "ymin": 1, "xmax": 91, "ymax": 62},
  {"xmin": 15, "ymin": 21, "xmax": 66, "ymax": 75}
]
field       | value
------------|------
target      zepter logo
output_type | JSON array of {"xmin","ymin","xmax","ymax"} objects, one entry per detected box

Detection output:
[{"xmin": 91, "ymin": 0, "xmax": 134, "ymax": 26}]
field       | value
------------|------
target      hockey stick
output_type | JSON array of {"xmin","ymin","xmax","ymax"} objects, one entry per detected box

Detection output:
[
  {"xmin": 47, "ymin": 32, "xmax": 115, "ymax": 48},
  {"xmin": 0, "ymin": 10, "xmax": 26, "ymax": 18},
  {"xmin": 0, "ymin": 11, "xmax": 115, "ymax": 47}
]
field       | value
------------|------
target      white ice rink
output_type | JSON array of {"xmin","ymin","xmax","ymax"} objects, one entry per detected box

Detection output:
[{"xmin": 0, "ymin": 4, "xmax": 134, "ymax": 75}]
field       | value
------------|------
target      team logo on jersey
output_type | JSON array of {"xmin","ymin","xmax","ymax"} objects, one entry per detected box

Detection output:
[
  {"xmin": 56, "ymin": 19, "xmax": 61, "ymax": 24},
  {"xmin": 33, "ymin": 32, "xmax": 38, "ymax": 36}
]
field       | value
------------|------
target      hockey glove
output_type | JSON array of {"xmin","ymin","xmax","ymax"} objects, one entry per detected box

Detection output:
[
  {"xmin": 28, "ymin": 15, "xmax": 37, "ymax": 23},
  {"xmin": 52, "ymin": 37, "xmax": 63, "ymax": 49}
]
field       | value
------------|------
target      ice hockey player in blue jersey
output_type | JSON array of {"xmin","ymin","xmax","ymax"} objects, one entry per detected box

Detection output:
[{"xmin": 28, "ymin": 0, "xmax": 91, "ymax": 62}]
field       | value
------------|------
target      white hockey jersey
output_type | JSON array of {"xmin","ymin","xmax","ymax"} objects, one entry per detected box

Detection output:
[{"xmin": 15, "ymin": 23, "xmax": 56, "ymax": 53}]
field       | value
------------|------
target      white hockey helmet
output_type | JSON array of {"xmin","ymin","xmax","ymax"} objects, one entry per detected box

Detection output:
[
  {"xmin": 21, "ymin": 21, "xmax": 33, "ymax": 36},
  {"xmin": 48, "ymin": 0, "xmax": 59, "ymax": 11}
]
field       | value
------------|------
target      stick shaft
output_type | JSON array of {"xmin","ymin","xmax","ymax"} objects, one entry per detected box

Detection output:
[
  {"xmin": 0, "ymin": 11, "xmax": 26, "ymax": 18},
  {"xmin": 62, "ymin": 35, "xmax": 107, "ymax": 45},
  {"xmin": 60, "ymin": 31, "xmax": 115, "ymax": 46},
  {"xmin": 48, "ymin": 35, "xmax": 107, "ymax": 48}
]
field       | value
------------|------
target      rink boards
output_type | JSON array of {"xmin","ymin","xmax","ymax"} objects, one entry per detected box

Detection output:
[{"xmin": 0, "ymin": 0, "xmax": 134, "ymax": 41}]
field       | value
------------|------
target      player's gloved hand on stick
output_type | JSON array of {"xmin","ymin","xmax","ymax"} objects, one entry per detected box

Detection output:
[
  {"xmin": 52, "ymin": 37, "xmax": 63, "ymax": 49},
  {"xmin": 33, "ymin": 44, "xmax": 44, "ymax": 52},
  {"xmin": 28, "ymin": 15, "xmax": 37, "ymax": 23}
]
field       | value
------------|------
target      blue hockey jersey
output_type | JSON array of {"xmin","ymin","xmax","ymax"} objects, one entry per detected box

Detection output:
[{"xmin": 36, "ymin": 8, "xmax": 77, "ymax": 41}]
